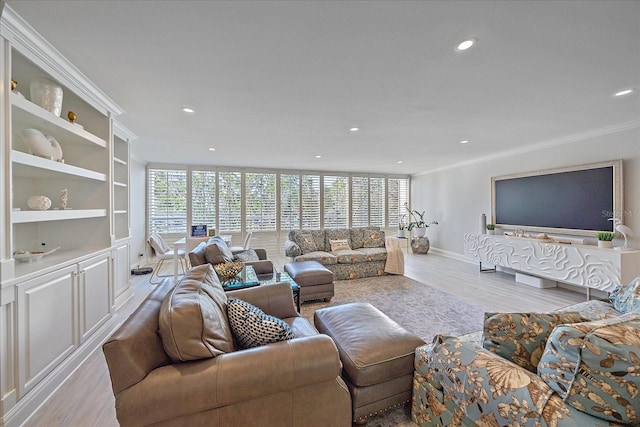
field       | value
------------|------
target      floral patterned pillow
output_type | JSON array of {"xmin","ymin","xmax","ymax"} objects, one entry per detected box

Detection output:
[
  {"xmin": 538, "ymin": 313, "xmax": 640, "ymax": 424},
  {"xmin": 609, "ymin": 275, "xmax": 640, "ymax": 313},
  {"xmin": 482, "ymin": 312, "xmax": 586, "ymax": 373},
  {"xmin": 295, "ymin": 232, "xmax": 318, "ymax": 254}
]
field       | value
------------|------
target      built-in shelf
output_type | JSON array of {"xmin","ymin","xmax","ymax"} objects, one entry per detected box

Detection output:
[
  {"xmin": 113, "ymin": 181, "xmax": 127, "ymax": 188},
  {"xmin": 11, "ymin": 92, "xmax": 107, "ymax": 148},
  {"xmin": 12, "ymin": 150, "xmax": 107, "ymax": 181},
  {"xmin": 114, "ymin": 210, "xmax": 127, "ymax": 215},
  {"xmin": 113, "ymin": 157, "xmax": 127, "ymax": 166},
  {"xmin": 12, "ymin": 208, "xmax": 107, "ymax": 223}
]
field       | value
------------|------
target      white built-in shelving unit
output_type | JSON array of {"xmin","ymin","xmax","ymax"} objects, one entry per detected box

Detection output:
[{"xmin": 0, "ymin": 6, "xmax": 134, "ymax": 426}]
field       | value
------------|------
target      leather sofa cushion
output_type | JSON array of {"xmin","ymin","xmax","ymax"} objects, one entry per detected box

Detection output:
[
  {"xmin": 285, "ymin": 261, "xmax": 334, "ymax": 287},
  {"xmin": 204, "ymin": 237, "xmax": 234, "ymax": 265},
  {"xmin": 159, "ymin": 264, "xmax": 235, "ymax": 362},
  {"xmin": 538, "ymin": 312, "xmax": 640, "ymax": 424},
  {"xmin": 188, "ymin": 241, "xmax": 207, "ymax": 266}
]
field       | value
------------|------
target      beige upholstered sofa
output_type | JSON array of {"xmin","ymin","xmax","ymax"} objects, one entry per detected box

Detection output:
[
  {"xmin": 103, "ymin": 265, "xmax": 351, "ymax": 426},
  {"xmin": 284, "ymin": 227, "xmax": 387, "ymax": 280}
]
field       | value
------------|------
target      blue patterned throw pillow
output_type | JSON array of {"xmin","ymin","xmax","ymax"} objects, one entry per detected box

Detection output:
[
  {"xmin": 226, "ymin": 298, "xmax": 294, "ymax": 349},
  {"xmin": 609, "ymin": 275, "xmax": 640, "ymax": 313},
  {"xmin": 482, "ymin": 312, "xmax": 586, "ymax": 372},
  {"xmin": 538, "ymin": 313, "xmax": 640, "ymax": 424}
]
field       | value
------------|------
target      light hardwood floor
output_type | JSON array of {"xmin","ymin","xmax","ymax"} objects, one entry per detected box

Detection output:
[{"xmin": 22, "ymin": 252, "xmax": 587, "ymax": 426}]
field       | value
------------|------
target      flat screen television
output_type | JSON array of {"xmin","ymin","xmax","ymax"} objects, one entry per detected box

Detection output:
[{"xmin": 491, "ymin": 160, "xmax": 623, "ymax": 235}]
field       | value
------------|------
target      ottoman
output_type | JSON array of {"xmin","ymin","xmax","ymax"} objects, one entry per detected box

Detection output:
[
  {"xmin": 314, "ymin": 302, "xmax": 425, "ymax": 424},
  {"xmin": 284, "ymin": 260, "xmax": 334, "ymax": 303}
]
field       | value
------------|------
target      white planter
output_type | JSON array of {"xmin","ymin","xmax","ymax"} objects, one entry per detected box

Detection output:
[
  {"xmin": 397, "ymin": 230, "xmax": 406, "ymax": 238},
  {"xmin": 598, "ymin": 240, "xmax": 613, "ymax": 249},
  {"xmin": 487, "ymin": 229, "xmax": 495, "ymax": 235},
  {"xmin": 413, "ymin": 227, "xmax": 427, "ymax": 237}
]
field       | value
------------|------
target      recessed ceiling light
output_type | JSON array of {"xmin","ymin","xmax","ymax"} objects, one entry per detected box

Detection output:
[
  {"xmin": 614, "ymin": 88, "xmax": 635, "ymax": 97},
  {"xmin": 455, "ymin": 38, "xmax": 476, "ymax": 52},
  {"xmin": 181, "ymin": 107, "xmax": 195, "ymax": 113},
  {"xmin": 208, "ymin": 147, "xmax": 216, "ymax": 152},
  {"xmin": 315, "ymin": 155, "xmax": 322, "ymax": 159},
  {"xmin": 460, "ymin": 140, "xmax": 469, "ymax": 144},
  {"xmin": 397, "ymin": 160, "xmax": 404, "ymax": 164},
  {"xmin": 349, "ymin": 127, "xmax": 360, "ymax": 132}
]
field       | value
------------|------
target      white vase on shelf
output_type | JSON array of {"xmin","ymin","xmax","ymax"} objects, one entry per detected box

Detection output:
[
  {"xmin": 19, "ymin": 128, "xmax": 63, "ymax": 161},
  {"xmin": 30, "ymin": 77, "xmax": 64, "ymax": 117}
]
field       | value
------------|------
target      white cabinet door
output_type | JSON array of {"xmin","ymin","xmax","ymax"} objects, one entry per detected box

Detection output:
[
  {"xmin": 16, "ymin": 265, "xmax": 77, "ymax": 397},
  {"xmin": 78, "ymin": 254, "xmax": 111, "ymax": 342},
  {"xmin": 112, "ymin": 242, "xmax": 132, "ymax": 309}
]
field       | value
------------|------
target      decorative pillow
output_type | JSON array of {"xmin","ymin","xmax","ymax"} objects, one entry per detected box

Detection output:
[
  {"xmin": 296, "ymin": 231, "xmax": 318, "ymax": 254},
  {"xmin": 227, "ymin": 297, "xmax": 294, "ymax": 349},
  {"xmin": 482, "ymin": 312, "xmax": 586, "ymax": 372},
  {"xmin": 158, "ymin": 264, "xmax": 235, "ymax": 362},
  {"xmin": 363, "ymin": 228, "xmax": 385, "ymax": 248},
  {"xmin": 329, "ymin": 238, "xmax": 351, "ymax": 251},
  {"xmin": 148, "ymin": 233, "xmax": 170, "ymax": 254},
  {"xmin": 204, "ymin": 238, "xmax": 234, "ymax": 265},
  {"xmin": 609, "ymin": 275, "xmax": 640, "ymax": 313},
  {"xmin": 233, "ymin": 248, "xmax": 260, "ymax": 263},
  {"xmin": 350, "ymin": 228, "xmax": 365, "ymax": 249},
  {"xmin": 538, "ymin": 313, "xmax": 640, "ymax": 424},
  {"xmin": 188, "ymin": 241, "xmax": 207, "ymax": 266},
  {"xmin": 325, "ymin": 229, "xmax": 351, "ymax": 251}
]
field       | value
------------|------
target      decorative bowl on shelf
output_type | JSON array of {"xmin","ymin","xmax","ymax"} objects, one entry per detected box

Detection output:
[
  {"xmin": 27, "ymin": 195, "xmax": 52, "ymax": 210},
  {"xmin": 13, "ymin": 246, "xmax": 60, "ymax": 262},
  {"xmin": 30, "ymin": 76, "xmax": 64, "ymax": 117},
  {"xmin": 213, "ymin": 262, "xmax": 244, "ymax": 281}
]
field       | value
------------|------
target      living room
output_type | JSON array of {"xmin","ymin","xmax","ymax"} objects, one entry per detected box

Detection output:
[{"xmin": 1, "ymin": 1, "xmax": 639, "ymax": 426}]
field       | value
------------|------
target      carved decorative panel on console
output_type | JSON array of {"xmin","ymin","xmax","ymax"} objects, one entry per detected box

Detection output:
[{"xmin": 464, "ymin": 233, "xmax": 640, "ymax": 292}]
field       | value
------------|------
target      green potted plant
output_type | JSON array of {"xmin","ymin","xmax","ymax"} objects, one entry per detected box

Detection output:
[
  {"xmin": 597, "ymin": 231, "xmax": 615, "ymax": 248},
  {"xmin": 486, "ymin": 224, "xmax": 496, "ymax": 235},
  {"xmin": 397, "ymin": 214, "xmax": 408, "ymax": 238},
  {"xmin": 405, "ymin": 204, "xmax": 438, "ymax": 237}
]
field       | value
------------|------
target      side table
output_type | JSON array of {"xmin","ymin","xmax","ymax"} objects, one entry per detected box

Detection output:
[{"xmin": 411, "ymin": 237, "xmax": 430, "ymax": 254}]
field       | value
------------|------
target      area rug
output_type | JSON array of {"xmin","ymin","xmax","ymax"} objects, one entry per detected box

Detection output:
[
  {"xmin": 299, "ymin": 274, "xmax": 488, "ymax": 427},
  {"xmin": 300, "ymin": 274, "xmax": 487, "ymax": 343}
]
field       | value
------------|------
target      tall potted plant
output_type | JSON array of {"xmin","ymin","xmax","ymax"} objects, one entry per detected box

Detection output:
[{"xmin": 406, "ymin": 204, "xmax": 438, "ymax": 237}]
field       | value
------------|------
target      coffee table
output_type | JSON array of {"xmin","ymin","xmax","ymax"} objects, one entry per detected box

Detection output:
[{"xmin": 221, "ymin": 265, "xmax": 301, "ymax": 312}]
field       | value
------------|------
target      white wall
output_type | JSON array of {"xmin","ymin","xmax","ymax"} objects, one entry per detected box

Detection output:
[
  {"xmin": 129, "ymin": 157, "xmax": 147, "ymax": 267},
  {"xmin": 411, "ymin": 126, "xmax": 640, "ymax": 256}
]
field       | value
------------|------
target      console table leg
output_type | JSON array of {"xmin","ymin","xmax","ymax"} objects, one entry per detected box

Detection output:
[{"xmin": 479, "ymin": 262, "xmax": 496, "ymax": 273}]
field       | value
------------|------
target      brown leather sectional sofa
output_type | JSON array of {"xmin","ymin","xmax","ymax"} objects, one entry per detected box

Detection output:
[{"xmin": 102, "ymin": 266, "xmax": 351, "ymax": 426}]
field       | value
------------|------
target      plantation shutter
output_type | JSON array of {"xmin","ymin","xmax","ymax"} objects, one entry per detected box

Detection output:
[
  {"xmin": 301, "ymin": 174, "xmax": 320, "ymax": 229},
  {"xmin": 191, "ymin": 170, "xmax": 216, "ymax": 233},
  {"xmin": 280, "ymin": 174, "xmax": 300, "ymax": 230},
  {"xmin": 147, "ymin": 167, "xmax": 187, "ymax": 235},
  {"xmin": 370, "ymin": 177, "xmax": 386, "ymax": 227},
  {"xmin": 388, "ymin": 177, "xmax": 410, "ymax": 227},
  {"xmin": 218, "ymin": 171, "xmax": 242, "ymax": 232},
  {"xmin": 351, "ymin": 176, "xmax": 369, "ymax": 227},
  {"xmin": 324, "ymin": 175, "xmax": 349, "ymax": 228},
  {"xmin": 245, "ymin": 172, "xmax": 277, "ymax": 231}
]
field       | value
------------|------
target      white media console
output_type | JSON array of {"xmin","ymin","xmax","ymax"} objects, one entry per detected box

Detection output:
[{"xmin": 464, "ymin": 233, "xmax": 640, "ymax": 295}]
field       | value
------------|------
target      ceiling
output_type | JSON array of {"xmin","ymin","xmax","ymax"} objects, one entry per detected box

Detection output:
[{"xmin": 5, "ymin": 0, "xmax": 640, "ymax": 175}]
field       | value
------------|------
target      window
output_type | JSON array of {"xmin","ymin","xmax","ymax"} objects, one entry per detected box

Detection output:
[
  {"xmin": 191, "ymin": 170, "xmax": 216, "ymax": 233},
  {"xmin": 388, "ymin": 177, "xmax": 410, "ymax": 227},
  {"xmin": 280, "ymin": 174, "xmax": 300, "ymax": 230},
  {"xmin": 351, "ymin": 176, "xmax": 369, "ymax": 227},
  {"xmin": 245, "ymin": 172, "xmax": 276, "ymax": 231},
  {"xmin": 147, "ymin": 167, "xmax": 187, "ymax": 234},
  {"xmin": 323, "ymin": 175, "xmax": 349, "ymax": 228},
  {"xmin": 218, "ymin": 171, "xmax": 242, "ymax": 233},
  {"xmin": 370, "ymin": 177, "xmax": 386, "ymax": 227},
  {"xmin": 301, "ymin": 174, "xmax": 321, "ymax": 229}
]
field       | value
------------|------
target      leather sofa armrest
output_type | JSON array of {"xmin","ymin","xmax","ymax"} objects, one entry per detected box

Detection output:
[
  {"xmin": 115, "ymin": 335, "xmax": 341, "ymax": 426},
  {"xmin": 284, "ymin": 239, "xmax": 301, "ymax": 257},
  {"xmin": 227, "ymin": 282, "xmax": 299, "ymax": 319},
  {"xmin": 243, "ymin": 259, "xmax": 274, "ymax": 276}
]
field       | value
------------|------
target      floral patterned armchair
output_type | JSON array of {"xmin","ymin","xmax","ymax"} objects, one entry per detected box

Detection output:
[{"xmin": 412, "ymin": 276, "xmax": 640, "ymax": 427}]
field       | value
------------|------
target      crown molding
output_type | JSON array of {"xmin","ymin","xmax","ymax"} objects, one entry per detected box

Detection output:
[
  {"xmin": 0, "ymin": 5, "xmax": 123, "ymax": 116},
  {"xmin": 113, "ymin": 120, "xmax": 137, "ymax": 142},
  {"xmin": 413, "ymin": 120, "xmax": 640, "ymax": 177}
]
